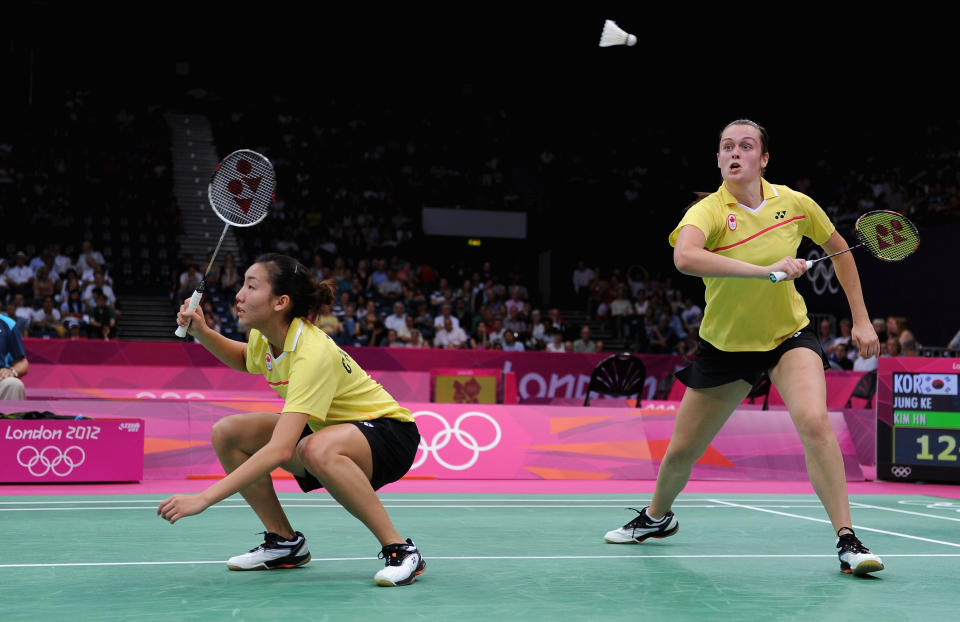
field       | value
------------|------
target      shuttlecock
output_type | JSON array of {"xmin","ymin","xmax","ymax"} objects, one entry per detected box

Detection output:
[{"xmin": 598, "ymin": 20, "xmax": 637, "ymax": 47}]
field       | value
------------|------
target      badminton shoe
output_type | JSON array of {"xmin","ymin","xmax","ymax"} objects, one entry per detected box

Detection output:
[
  {"xmin": 604, "ymin": 507, "xmax": 679, "ymax": 544},
  {"xmin": 374, "ymin": 539, "xmax": 426, "ymax": 586},
  {"xmin": 226, "ymin": 531, "xmax": 311, "ymax": 570},
  {"xmin": 836, "ymin": 529, "xmax": 884, "ymax": 575}
]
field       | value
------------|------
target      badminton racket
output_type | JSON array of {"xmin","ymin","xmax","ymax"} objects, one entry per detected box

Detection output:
[
  {"xmin": 769, "ymin": 210, "xmax": 919, "ymax": 283},
  {"xmin": 174, "ymin": 149, "xmax": 275, "ymax": 337}
]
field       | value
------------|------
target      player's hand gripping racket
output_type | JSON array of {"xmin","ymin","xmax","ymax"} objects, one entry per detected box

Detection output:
[
  {"xmin": 174, "ymin": 150, "xmax": 275, "ymax": 337},
  {"xmin": 769, "ymin": 210, "xmax": 919, "ymax": 283}
]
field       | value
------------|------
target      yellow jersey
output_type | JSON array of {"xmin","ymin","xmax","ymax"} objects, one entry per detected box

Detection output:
[
  {"xmin": 668, "ymin": 179, "xmax": 835, "ymax": 352},
  {"xmin": 246, "ymin": 317, "xmax": 413, "ymax": 431}
]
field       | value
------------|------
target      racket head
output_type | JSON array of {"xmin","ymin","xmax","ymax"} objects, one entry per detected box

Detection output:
[
  {"xmin": 853, "ymin": 210, "xmax": 919, "ymax": 262},
  {"xmin": 208, "ymin": 149, "xmax": 275, "ymax": 227}
]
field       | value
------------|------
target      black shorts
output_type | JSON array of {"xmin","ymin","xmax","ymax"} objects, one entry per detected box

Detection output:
[
  {"xmin": 293, "ymin": 418, "xmax": 421, "ymax": 492},
  {"xmin": 675, "ymin": 323, "xmax": 828, "ymax": 390}
]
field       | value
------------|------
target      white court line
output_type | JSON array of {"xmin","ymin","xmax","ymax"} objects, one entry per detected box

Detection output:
[
  {"xmin": 0, "ymin": 503, "xmax": 838, "ymax": 512},
  {"xmin": 850, "ymin": 501, "xmax": 960, "ymax": 523},
  {"xmin": 4, "ymin": 553, "xmax": 960, "ymax": 569},
  {"xmin": 0, "ymin": 497, "xmax": 830, "ymax": 505},
  {"xmin": 708, "ymin": 499, "xmax": 960, "ymax": 548}
]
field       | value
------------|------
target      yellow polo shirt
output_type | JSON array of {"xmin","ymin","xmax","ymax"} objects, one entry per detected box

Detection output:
[
  {"xmin": 668, "ymin": 179, "xmax": 835, "ymax": 352},
  {"xmin": 246, "ymin": 317, "xmax": 413, "ymax": 431}
]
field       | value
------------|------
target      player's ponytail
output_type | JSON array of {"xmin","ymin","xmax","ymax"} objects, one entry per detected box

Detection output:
[{"xmin": 254, "ymin": 253, "xmax": 336, "ymax": 323}]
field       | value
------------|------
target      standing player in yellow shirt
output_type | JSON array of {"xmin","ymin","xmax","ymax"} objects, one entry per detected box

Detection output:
[
  {"xmin": 158, "ymin": 253, "xmax": 425, "ymax": 586},
  {"xmin": 603, "ymin": 120, "xmax": 885, "ymax": 576}
]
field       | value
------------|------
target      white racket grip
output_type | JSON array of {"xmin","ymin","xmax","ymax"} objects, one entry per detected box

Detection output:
[
  {"xmin": 174, "ymin": 289, "xmax": 204, "ymax": 337},
  {"xmin": 769, "ymin": 260, "xmax": 814, "ymax": 283}
]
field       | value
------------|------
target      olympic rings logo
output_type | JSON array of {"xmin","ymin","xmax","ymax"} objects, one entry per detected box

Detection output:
[
  {"xmin": 134, "ymin": 392, "xmax": 207, "ymax": 400},
  {"xmin": 804, "ymin": 249, "xmax": 840, "ymax": 295},
  {"xmin": 16, "ymin": 445, "xmax": 86, "ymax": 477},
  {"xmin": 410, "ymin": 410, "xmax": 502, "ymax": 471},
  {"xmin": 890, "ymin": 465, "xmax": 913, "ymax": 478}
]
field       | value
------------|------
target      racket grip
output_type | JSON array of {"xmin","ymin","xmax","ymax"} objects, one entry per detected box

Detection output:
[
  {"xmin": 174, "ymin": 289, "xmax": 204, "ymax": 337},
  {"xmin": 768, "ymin": 260, "xmax": 814, "ymax": 283}
]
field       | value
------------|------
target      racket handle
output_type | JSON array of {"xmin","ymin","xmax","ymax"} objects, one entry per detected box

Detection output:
[
  {"xmin": 768, "ymin": 260, "xmax": 814, "ymax": 283},
  {"xmin": 174, "ymin": 289, "xmax": 204, "ymax": 337}
]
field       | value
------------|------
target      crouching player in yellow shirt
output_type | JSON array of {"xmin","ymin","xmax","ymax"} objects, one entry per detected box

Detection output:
[
  {"xmin": 603, "ymin": 120, "xmax": 884, "ymax": 576},
  {"xmin": 159, "ymin": 253, "xmax": 424, "ymax": 586}
]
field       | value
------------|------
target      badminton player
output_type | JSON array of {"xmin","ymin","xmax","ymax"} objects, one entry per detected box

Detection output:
[
  {"xmin": 158, "ymin": 253, "xmax": 425, "ymax": 586},
  {"xmin": 604, "ymin": 119, "xmax": 885, "ymax": 576}
]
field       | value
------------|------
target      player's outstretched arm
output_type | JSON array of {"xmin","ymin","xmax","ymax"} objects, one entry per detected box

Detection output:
[{"xmin": 176, "ymin": 298, "xmax": 247, "ymax": 371}]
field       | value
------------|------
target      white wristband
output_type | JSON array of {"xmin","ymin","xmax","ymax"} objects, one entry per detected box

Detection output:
[{"xmin": 10, "ymin": 368, "xmax": 18, "ymax": 378}]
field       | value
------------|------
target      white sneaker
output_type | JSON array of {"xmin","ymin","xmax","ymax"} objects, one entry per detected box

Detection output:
[
  {"xmin": 837, "ymin": 530, "xmax": 884, "ymax": 575},
  {"xmin": 604, "ymin": 507, "xmax": 679, "ymax": 544},
  {"xmin": 226, "ymin": 531, "xmax": 311, "ymax": 570},
  {"xmin": 374, "ymin": 539, "xmax": 426, "ymax": 586}
]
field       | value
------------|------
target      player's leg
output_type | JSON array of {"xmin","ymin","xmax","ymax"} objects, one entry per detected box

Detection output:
[
  {"xmin": 770, "ymin": 347, "xmax": 883, "ymax": 574},
  {"xmin": 605, "ymin": 380, "xmax": 750, "ymax": 543},
  {"xmin": 297, "ymin": 421, "xmax": 425, "ymax": 586},
  {"xmin": 211, "ymin": 412, "xmax": 313, "ymax": 571}
]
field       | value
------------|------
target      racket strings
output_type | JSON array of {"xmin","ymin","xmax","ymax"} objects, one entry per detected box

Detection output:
[
  {"xmin": 854, "ymin": 211, "xmax": 919, "ymax": 261},
  {"xmin": 209, "ymin": 151, "xmax": 275, "ymax": 227}
]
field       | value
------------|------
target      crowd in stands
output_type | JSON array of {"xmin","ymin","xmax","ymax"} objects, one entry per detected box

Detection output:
[
  {"xmin": 4, "ymin": 83, "xmax": 960, "ymax": 354},
  {"xmin": 1, "ymin": 240, "xmax": 119, "ymax": 340}
]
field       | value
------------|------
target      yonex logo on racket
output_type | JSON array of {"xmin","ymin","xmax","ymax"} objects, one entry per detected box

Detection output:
[
  {"xmin": 410, "ymin": 410, "xmax": 502, "ymax": 471},
  {"xmin": 226, "ymin": 158, "xmax": 264, "ymax": 214},
  {"xmin": 16, "ymin": 445, "xmax": 86, "ymax": 477}
]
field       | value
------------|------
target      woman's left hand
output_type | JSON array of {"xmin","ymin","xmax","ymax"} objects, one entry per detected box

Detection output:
[
  {"xmin": 851, "ymin": 320, "xmax": 880, "ymax": 359},
  {"xmin": 157, "ymin": 494, "xmax": 208, "ymax": 524}
]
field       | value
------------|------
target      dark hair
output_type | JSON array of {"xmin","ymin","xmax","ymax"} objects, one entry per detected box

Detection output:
[
  {"xmin": 721, "ymin": 118, "xmax": 769, "ymax": 155},
  {"xmin": 254, "ymin": 253, "xmax": 335, "ymax": 323}
]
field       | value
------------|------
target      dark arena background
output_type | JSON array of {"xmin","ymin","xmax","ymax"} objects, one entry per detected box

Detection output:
[{"xmin": 2, "ymin": 7, "xmax": 960, "ymax": 621}]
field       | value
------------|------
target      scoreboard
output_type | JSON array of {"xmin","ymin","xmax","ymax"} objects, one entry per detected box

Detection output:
[{"xmin": 877, "ymin": 356, "xmax": 960, "ymax": 483}]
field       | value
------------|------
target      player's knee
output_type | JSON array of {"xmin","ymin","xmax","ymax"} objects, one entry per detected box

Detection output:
[
  {"xmin": 210, "ymin": 414, "xmax": 248, "ymax": 448},
  {"xmin": 792, "ymin": 410, "xmax": 832, "ymax": 444},
  {"xmin": 297, "ymin": 434, "xmax": 336, "ymax": 477}
]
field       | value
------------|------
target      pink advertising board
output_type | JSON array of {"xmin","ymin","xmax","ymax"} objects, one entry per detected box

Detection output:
[{"xmin": 0, "ymin": 418, "xmax": 144, "ymax": 483}]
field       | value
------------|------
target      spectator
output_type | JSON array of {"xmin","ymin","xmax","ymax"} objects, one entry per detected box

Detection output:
[
  {"xmin": 470, "ymin": 321, "xmax": 491, "ymax": 350},
  {"xmin": 385, "ymin": 329, "xmax": 405, "ymax": 348},
  {"xmin": 338, "ymin": 302, "xmax": 357, "ymax": 346},
  {"xmin": 396, "ymin": 315, "xmax": 414, "ymax": 344},
  {"xmin": 200, "ymin": 300, "xmax": 223, "ymax": 337},
  {"xmin": 827, "ymin": 318, "xmax": 855, "ymax": 358},
  {"xmin": 75, "ymin": 240, "xmax": 105, "ymax": 276},
  {"xmin": 901, "ymin": 339, "xmax": 918, "ymax": 357},
  {"xmin": 219, "ymin": 252, "xmax": 242, "ymax": 294},
  {"xmin": 504, "ymin": 305, "xmax": 527, "ymax": 337},
  {"xmin": 315, "ymin": 305, "xmax": 343, "ymax": 339},
  {"xmin": 384, "ymin": 301, "xmax": 408, "ymax": 334},
  {"xmin": 433, "ymin": 316, "xmax": 467, "ymax": 349},
  {"xmin": 57, "ymin": 268, "xmax": 82, "ymax": 304},
  {"xmin": 886, "ymin": 315, "xmax": 916, "ymax": 349},
  {"xmin": 572, "ymin": 259, "xmax": 595, "ymax": 308},
  {"xmin": 501, "ymin": 330, "xmax": 525, "ymax": 352},
  {"xmin": 412, "ymin": 304, "xmax": 434, "ymax": 342},
  {"xmin": 0, "ymin": 312, "xmax": 28, "ymax": 399},
  {"xmin": 433, "ymin": 302, "xmax": 461, "ymax": 332},
  {"xmin": 8, "ymin": 294, "xmax": 32, "ymax": 337},
  {"xmin": 488, "ymin": 317, "xmax": 506, "ymax": 347},
  {"xmin": 407, "ymin": 329, "xmax": 430, "ymax": 349},
  {"xmin": 817, "ymin": 318, "xmax": 835, "ymax": 352},
  {"xmin": 545, "ymin": 330, "xmax": 568, "ymax": 353},
  {"xmin": 32, "ymin": 265, "xmax": 57, "ymax": 306},
  {"xmin": 828, "ymin": 342, "xmax": 854, "ymax": 370},
  {"xmin": 87, "ymin": 288, "xmax": 117, "ymax": 340},
  {"xmin": 526, "ymin": 309, "xmax": 547, "ymax": 350},
  {"xmin": 883, "ymin": 336, "xmax": 901, "ymax": 357},
  {"xmin": 83, "ymin": 270, "xmax": 117, "ymax": 309},
  {"xmin": 60, "ymin": 288, "xmax": 88, "ymax": 335},
  {"xmin": 573, "ymin": 325, "xmax": 603, "ymax": 353},
  {"xmin": 51, "ymin": 243, "xmax": 73, "ymax": 279},
  {"xmin": 5, "ymin": 251, "xmax": 34, "ymax": 298},
  {"xmin": 31, "ymin": 295, "xmax": 64, "ymax": 338},
  {"xmin": 177, "ymin": 263, "xmax": 203, "ymax": 302},
  {"xmin": 504, "ymin": 286, "xmax": 525, "ymax": 316},
  {"xmin": 377, "ymin": 268, "xmax": 403, "ymax": 302},
  {"xmin": 609, "ymin": 284, "xmax": 634, "ymax": 340},
  {"xmin": 363, "ymin": 312, "xmax": 386, "ymax": 347},
  {"xmin": 948, "ymin": 328, "xmax": 960, "ymax": 353}
]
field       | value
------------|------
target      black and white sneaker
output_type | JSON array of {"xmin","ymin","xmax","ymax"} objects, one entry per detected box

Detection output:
[
  {"xmin": 226, "ymin": 531, "xmax": 311, "ymax": 571},
  {"xmin": 374, "ymin": 538, "xmax": 426, "ymax": 586},
  {"xmin": 604, "ymin": 507, "xmax": 679, "ymax": 544},
  {"xmin": 836, "ymin": 529, "xmax": 884, "ymax": 575}
]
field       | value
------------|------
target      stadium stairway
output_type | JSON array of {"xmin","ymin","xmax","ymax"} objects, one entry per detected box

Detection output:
[
  {"xmin": 559, "ymin": 308, "xmax": 631, "ymax": 353},
  {"xmin": 116, "ymin": 294, "xmax": 182, "ymax": 341}
]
